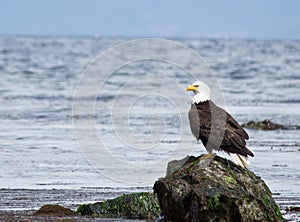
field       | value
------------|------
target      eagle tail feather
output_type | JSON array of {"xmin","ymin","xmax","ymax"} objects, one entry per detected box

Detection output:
[{"xmin": 230, "ymin": 154, "xmax": 250, "ymax": 168}]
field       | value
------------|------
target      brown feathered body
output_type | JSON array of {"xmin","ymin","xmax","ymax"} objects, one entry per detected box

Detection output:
[{"xmin": 188, "ymin": 100, "xmax": 254, "ymax": 157}]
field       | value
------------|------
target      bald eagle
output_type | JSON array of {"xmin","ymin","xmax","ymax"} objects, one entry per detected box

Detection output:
[{"xmin": 187, "ymin": 81, "xmax": 254, "ymax": 167}]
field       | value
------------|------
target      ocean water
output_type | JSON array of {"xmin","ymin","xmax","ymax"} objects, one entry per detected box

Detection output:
[{"xmin": 0, "ymin": 36, "xmax": 299, "ymax": 219}]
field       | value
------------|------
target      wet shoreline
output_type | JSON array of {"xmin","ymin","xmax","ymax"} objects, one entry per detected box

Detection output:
[{"xmin": 0, "ymin": 188, "xmax": 299, "ymax": 221}]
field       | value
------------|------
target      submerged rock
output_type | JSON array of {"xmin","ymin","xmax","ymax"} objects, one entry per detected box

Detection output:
[
  {"xmin": 241, "ymin": 119, "xmax": 286, "ymax": 130},
  {"xmin": 154, "ymin": 155, "xmax": 285, "ymax": 222},
  {"xmin": 77, "ymin": 192, "xmax": 160, "ymax": 220},
  {"xmin": 34, "ymin": 204, "xmax": 76, "ymax": 216}
]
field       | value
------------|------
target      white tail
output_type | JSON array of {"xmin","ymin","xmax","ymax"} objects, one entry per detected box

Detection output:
[{"xmin": 230, "ymin": 154, "xmax": 250, "ymax": 168}]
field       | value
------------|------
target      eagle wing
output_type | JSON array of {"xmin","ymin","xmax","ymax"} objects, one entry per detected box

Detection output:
[{"xmin": 188, "ymin": 101, "xmax": 253, "ymax": 157}]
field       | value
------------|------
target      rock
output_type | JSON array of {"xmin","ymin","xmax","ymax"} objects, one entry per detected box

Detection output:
[
  {"xmin": 77, "ymin": 192, "xmax": 160, "ymax": 220},
  {"xmin": 34, "ymin": 204, "xmax": 76, "ymax": 216},
  {"xmin": 241, "ymin": 119, "xmax": 285, "ymax": 130},
  {"xmin": 166, "ymin": 156, "xmax": 197, "ymax": 177},
  {"xmin": 153, "ymin": 155, "xmax": 285, "ymax": 222},
  {"xmin": 286, "ymin": 206, "xmax": 300, "ymax": 213}
]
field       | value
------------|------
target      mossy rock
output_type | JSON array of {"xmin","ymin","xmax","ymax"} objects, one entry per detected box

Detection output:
[
  {"xmin": 34, "ymin": 204, "xmax": 76, "ymax": 216},
  {"xmin": 77, "ymin": 192, "xmax": 160, "ymax": 220},
  {"xmin": 154, "ymin": 155, "xmax": 285, "ymax": 222}
]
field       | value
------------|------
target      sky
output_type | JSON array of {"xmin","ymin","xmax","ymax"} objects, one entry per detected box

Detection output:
[{"xmin": 1, "ymin": 0, "xmax": 300, "ymax": 39}]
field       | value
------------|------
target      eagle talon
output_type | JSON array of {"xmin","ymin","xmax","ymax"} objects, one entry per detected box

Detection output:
[{"xmin": 199, "ymin": 153, "xmax": 216, "ymax": 160}]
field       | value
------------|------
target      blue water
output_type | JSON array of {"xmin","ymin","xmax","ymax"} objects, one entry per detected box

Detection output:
[{"xmin": 0, "ymin": 36, "xmax": 299, "ymax": 219}]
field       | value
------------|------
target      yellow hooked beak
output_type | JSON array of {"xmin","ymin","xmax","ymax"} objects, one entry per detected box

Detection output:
[{"xmin": 186, "ymin": 85, "xmax": 198, "ymax": 91}]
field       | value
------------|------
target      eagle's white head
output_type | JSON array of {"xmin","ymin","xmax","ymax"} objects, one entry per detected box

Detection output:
[{"xmin": 186, "ymin": 80, "xmax": 211, "ymax": 104}]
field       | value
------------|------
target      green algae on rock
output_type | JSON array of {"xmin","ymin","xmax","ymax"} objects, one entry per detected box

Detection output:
[
  {"xmin": 154, "ymin": 155, "xmax": 285, "ymax": 222},
  {"xmin": 77, "ymin": 192, "xmax": 160, "ymax": 220}
]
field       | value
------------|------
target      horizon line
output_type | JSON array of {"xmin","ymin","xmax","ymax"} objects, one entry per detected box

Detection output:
[{"xmin": 0, "ymin": 33, "xmax": 299, "ymax": 41}]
